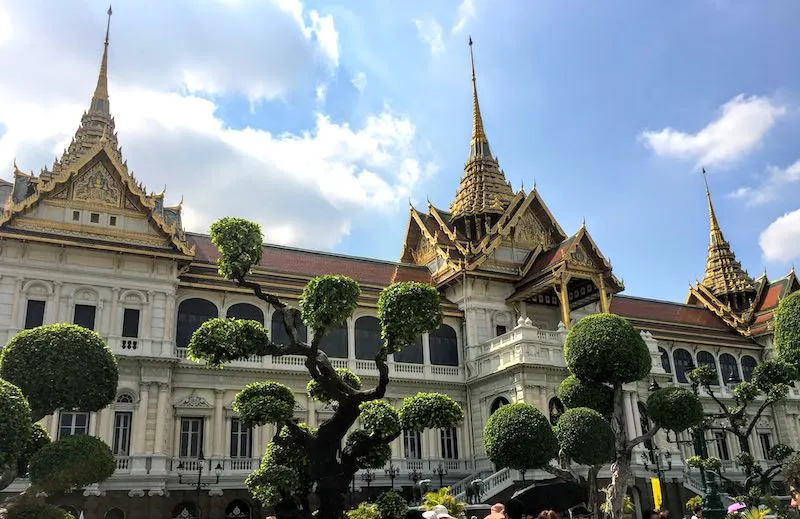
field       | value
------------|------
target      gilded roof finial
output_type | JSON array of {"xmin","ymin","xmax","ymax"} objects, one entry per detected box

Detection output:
[
  {"xmin": 468, "ymin": 36, "xmax": 490, "ymax": 160},
  {"xmin": 702, "ymin": 167, "xmax": 722, "ymax": 236},
  {"xmin": 520, "ymin": 179, "xmax": 524, "ymax": 193},
  {"xmin": 91, "ymin": 5, "xmax": 113, "ymax": 113}
]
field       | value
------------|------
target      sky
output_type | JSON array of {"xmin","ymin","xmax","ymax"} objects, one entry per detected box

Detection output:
[{"xmin": 0, "ymin": 0, "xmax": 799, "ymax": 303}]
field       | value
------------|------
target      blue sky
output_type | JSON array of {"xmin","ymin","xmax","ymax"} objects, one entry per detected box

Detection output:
[{"xmin": 0, "ymin": 0, "xmax": 799, "ymax": 303}]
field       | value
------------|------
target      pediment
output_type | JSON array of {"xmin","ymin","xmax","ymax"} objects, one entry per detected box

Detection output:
[{"xmin": 175, "ymin": 393, "xmax": 213, "ymax": 409}]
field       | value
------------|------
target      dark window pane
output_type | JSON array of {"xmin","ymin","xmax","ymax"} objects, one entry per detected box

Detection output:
[
  {"xmin": 495, "ymin": 325, "xmax": 507, "ymax": 337},
  {"xmin": 122, "ymin": 309, "xmax": 140, "ymax": 338},
  {"xmin": 24, "ymin": 300, "xmax": 46, "ymax": 329},
  {"xmin": 271, "ymin": 310, "xmax": 308, "ymax": 345},
  {"xmin": 176, "ymin": 299, "xmax": 218, "ymax": 348},
  {"xmin": 429, "ymin": 325, "xmax": 458, "ymax": 366},
  {"xmin": 697, "ymin": 351, "xmax": 719, "ymax": 385},
  {"xmin": 73, "ymin": 304, "xmax": 97, "ymax": 330},
  {"xmin": 659, "ymin": 347, "xmax": 671, "ymax": 373},
  {"xmin": 394, "ymin": 336, "xmax": 423, "ymax": 364},
  {"xmin": 355, "ymin": 316, "xmax": 382, "ymax": 361},
  {"xmin": 318, "ymin": 324, "xmax": 348, "ymax": 358},
  {"xmin": 719, "ymin": 353, "xmax": 740, "ymax": 384},
  {"xmin": 741, "ymin": 356, "xmax": 757, "ymax": 381},
  {"xmin": 227, "ymin": 303, "xmax": 264, "ymax": 324},
  {"xmin": 673, "ymin": 349, "xmax": 693, "ymax": 383}
]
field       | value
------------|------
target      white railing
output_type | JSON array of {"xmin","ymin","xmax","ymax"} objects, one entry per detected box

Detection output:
[
  {"xmin": 114, "ymin": 456, "xmax": 131, "ymax": 472},
  {"xmin": 469, "ymin": 325, "xmax": 568, "ymax": 380},
  {"xmin": 173, "ymin": 348, "xmax": 464, "ymax": 382}
]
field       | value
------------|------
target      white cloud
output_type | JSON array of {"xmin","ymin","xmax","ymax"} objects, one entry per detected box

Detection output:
[
  {"xmin": 639, "ymin": 94, "xmax": 786, "ymax": 168},
  {"xmin": 760, "ymin": 208, "xmax": 800, "ymax": 263},
  {"xmin": 0, "ymin": 5, "xmax": 12, "ymax": 47},
  {"xmin": 729, "ymin": 160, "xmax": 800, "ymax": 207},
  {"xmin": 351, "ymin": 72, "xmax": 367, "ymax": 92},
  {"xmin": 414, "ymin": 18, "xmax": 445, "ymax": 56},
  {"xmin": 315, "ymin": 83, "xmax": 328, "ymax": 103},
  {"xmin": 0, "ymin": 0, "xmax": 434, "ymax": 250},
  {"xmin": 452, "ymin": 0, "xmax": 476, "ymax": 34}
]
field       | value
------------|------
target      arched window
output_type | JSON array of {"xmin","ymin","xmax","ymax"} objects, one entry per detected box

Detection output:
[
  {"xmin": 719, "ymin": 353, "xmax": 741, "ymax": 384},
  {"xmin": 319, "ymin": 323, "xmax": 348, "ymax": 358},
  {"xmin": 697, "ymin": 351, "xmax": 719, "ymax": 385},
  {"xmin": 658, "ymin": 347, "xmax": 672, "ymax": 373},
  {"xmin": 116, "ymin": 393, "xmax": 135, "ymax": 404},
  {"xmin": 355, "ymin": 316, "xmax": 382, "ymax": 361},
  {"xmin": 270, "ymin": 310, "xmax": 308, "ymax": 345},
  {"xmin": 673, "ymin": 348, "xmax": 693, "ymax": 383},
  {"xmin": 741, "ymin": 355, "xmax": 757, "ymax": 382},
  {"xmin": 105, "ymin": 508, "xmax": 126, "ymax": 519},
  {"xmin": 226, "ymin": 303, "xmax": 264, "ymax": 324},
  {"xmin": 549, "ymin": 397, "xmax": 565, "ymax": 426},
  {"xmin": 176, "ymin": 298, "xmax": 218, "ymax": 348},
  {"xmin": 394, "ymin": 336, "xmax": 423, "ymax": 364},
  {"xmin": 490, "ymin": 397, "xmax": 510, "ymax": 415},
  {"xmin": 225, "ymin": 499, "xmax": 251, "ymax": 519},
  {"xmin": 429, "ymin": 324, "xmax": 458, "ymax": 366},
  {"xmin": 172, "ymin": 502, "xmax": 198, "ymax": 519}
]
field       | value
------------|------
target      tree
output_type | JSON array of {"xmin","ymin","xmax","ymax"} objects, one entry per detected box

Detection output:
[
  {"xmin": 186, "ymin": 217, "xmax": 464, "ymax": 519},
  {"xmin": 483, "ymin": 402, "xmax": 559, "ymax": 474},
  {"xmin": 686, "ymin": 290, "xmax": 800, "ymax": 505},
  {"xmin": 563, "ymin": 314, "xmax": 703, "ymax": 519},
  {"xmin": 0, "ymin": 324, "xmax": 118, "ymax": 516}
]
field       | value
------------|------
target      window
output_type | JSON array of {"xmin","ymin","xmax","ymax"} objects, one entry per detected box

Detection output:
[
  {"xmin": 90, "ymin": 212, "xmax": 100, "ymax": 224},
  {"xmin": 122, "ymin": 308, "xmax": 140, "ymax": 338},
  {"xmin": 673, "ymin": 348, "xmax": 693, "ymax": 383},
  {"xmin": 226, "ymin": 303, "xmax": 264, "ymax": 324},
  {"xmin": 714, "ymin": 431, "xmax": 730, "ymax": 461},
  {"xmin": 760, "ymin": 433, "xmax": 773, "ymax": 459},
  {"xmin": 549, "ymin": 397, "xmax": 566, "ymax": 426},
  {"xmin": 440, "ymin": 427, "xmax": 459, "ymax": 459},
  {"xmin": 270, "ymin": 310, "xmax": 308, "ymax": 345},
  {"xmin": 113, "ymin": 411, "xmax": 133, "ymax": 456},
  {"xmin": 59, "ymin": 411, "xmax": 89, "ymax": 439},
  {"xmin": 355, "ymin": 316, "xmax": 382, "ymax": 361},
  {"xmin": 24, "ymin": 300, "xmax": 46, "ymax": 329},
  {"xmin": 697, "ymin": 351, "xmax": 719, "ymax": 385},
  {"xmin": 318, "ymin": 323, "xmax": 348, "ymax": 359},
  {"xmin": 73, "ymin": 304, "xmax": 97, "ymax": 330},
  {"xmin": 741, "ymin": 355, "xmax": 757, "ymax": 382},
  {"xmin": 658, "ymin": 347, "xmax": 672, "ymax": 373},
  {"xmin": 490, "ymin": 397, "xmax": 510, "ymax": 415},
  {"xmin": 176, "ymin": 299, "xmax": 218, "ymax": 348},
  {"xmin": 230, "ymin": 418, "xmax": 252, "ymax": 459},
  {"xmin": 109, "ymin": 215, "xmax": 117, "ymax": 226},
  {"xmin": 179, "ymin": 418, "xmax": 204, "ymax": 458},
  {"xmin": 72, "ymin": 210, "xmax": 80, "ymax": 221},
  {"xmin": 719, "ymin": 353, "xmax": 741, "ymax": 384},
  {"xmin": 429, "ymin": 325, "xmax": 458, "ymax": 366},
  {"xmin": 495, "ymin": 325, "xmax": 507, "ymax": 337},
  {"xmin": 394, "ymin": 336, "xmax": 423, "ymax": 364},
  {"xmin": 403, "ymin": 430, "xmax": 422, "ymax": 459}
]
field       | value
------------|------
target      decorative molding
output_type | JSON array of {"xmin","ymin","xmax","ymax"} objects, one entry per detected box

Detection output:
[
  {"xmin": 128, "ymin": 489, "xmax": 145, "ymax": 498},
  {"xmin": 175, "ymin": 392, "xmax": 213, "ymax": 409}
]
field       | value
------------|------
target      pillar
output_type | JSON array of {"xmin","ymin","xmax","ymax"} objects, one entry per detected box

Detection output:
[
  {"xmin": 598, "ymin": 277, "xmax": 610, "ymax": 313},
  {"xmin": 213, "ymin": 389, "xmax": 225, "ymax": 457},
  {"xmin": 153, "ymin": 383, "xmax": 170, "ymax": 454},
  {"xmin": 133, "ymin": 383, "xmax": 150, "ymax": 454},
  {"xmin": 163, "ymin": 292, "xmax": 176, "ymax": 341},
  {"xmin": 10, "ymin": 277, "xmax": 23, "ymax": 328},
  {"xmin": 623, "ymin": 391, "xmax": 637, "ymax": 440},
  {"xmin": 52, "ymin": 281, "xmax": 63, "ymax": 322},
  {"xmin": 98, "ymin": 408, "xmax": 112, "ymax": 446},
  {"xmin": 109, "ymin": 287, "xmax": 120, "ymax": 337},
  {"xmin": 557, "ymin": 278, "xmax": 571, "ymax": 329},
  {"xmin": 631, "ymin": 393, "xmax": 643, "ymax": 437}
]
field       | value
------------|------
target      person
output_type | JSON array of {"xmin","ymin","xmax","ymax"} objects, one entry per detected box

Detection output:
[
  {"xmin": 659, "ymin": 509, "xmax": 670, "ymax": 519},
  {"xmin": 537, "ymin": 510, "xmax": 557, "ymax": 519},
  {"xmin": 423, "ymin": 505, "xmax": 456, "ymax": 519},
  {"xmin": 691, "ymin": 506, "xmax": 702, "ymax": 519},
  {"xmin": 505, "ymin": 499, "xmax": 524, "ymax": 519},
  {"xmin": 486, "ymin": 504, "xmax": 506, "ymax": 519}
]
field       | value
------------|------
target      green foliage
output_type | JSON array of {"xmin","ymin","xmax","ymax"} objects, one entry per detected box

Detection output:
[
  {"xmin": 0, "ymin": 324, "xmax": 118, "ymax": 420},
  {"xmin": 359, "ymin": 400, "xmax": 401, "ymax": 440},
  {"xmin": 233, "ymin": 382, "xmax": 296, "ymax": 427},
  {"xmin": 0, "ymin": 379, "xmax": 32, "ymax": 469},
  {"xmin": 422, "ymin": 487, "xmax": 467, "ymax": 518},
  {"xmin": 769, "ymin": 443, "xmax": 794, "ymax": 462},
  {"xmin": 554, "ymin": 407, "xmax": 614, "ymax": 466},
  {"xmin": 8, "ymin": 503, "xmax": 76, "ymax": 519},
  {"xmin": 300, "ymin": 275, "xmax": 360, "ymax": 331},
  {"xmin": 600, "ymin": 487, "xmax": 634, "ymax": 514},
  {"xmin": 782, "ymin": 451, "xmax": 800, "ymax": 487},
  {"xmin": 17, "ymin": 423, "xmax": 51, "ymax": 476},
  {"xmin": 210, "ymin": 217, "xmax": 264, "ymax": 279},
  {"xmin": 188, "ymin": 318, "xmax": 270, "ymax": 367},
  {"xmin": 483, "ymin": 402, "xmax": 558, "ymax": 471},
  {"xmin": 687, "ymin": 455, "xmax": 721, "ymax": 472},
  {"xmin": 751, "ymin": 359, "xmax": 797, "ymax": 393},
  {"xmin": 347, "ymin": 503, "xmax": 380, "ymax": 519},
  {"xmin": 247, "ymin": 424, "xmax": 313, "ymax": 506},
  {"xmin": 734, "ymin": 381, "xmax": 760, "ymax": 403},
  {"xmin": 344, "ymin": 430, "xmax": 392, "ymax": 468},
  {"xmin": 563, "ymin": 314, "xmax": 651, "ymax": 384},
  {"xmin": 686, "ymin": 496, "xmax": 703, "ymax": 510},
  {"xmin": 378, "ymin": 282, "xmax": 442, "ymax": 353},
  {"xmin": 646, "ymin": 386, "xmax": 704, "ymax": 432},
  {"xmin": 775, "ymin": 291, "xmax": 800, "ymax": 371},
  {"xmin": 307, "ymin": 368, "xmax": 362, "ymax": 404},
  {"xmin": 557, "ymin": 374, "xmax": 613, "ymax": 416},
  {"xmin": 28, "ymin": 434, "xmax": 115, "ymax": 493},
  {"xmin": 376, "ymin": 490, "xmax": 407, "ymax": 519},
  {"xmin": 399, "ymin": 393, "xmax": 463, "ymax": 432},
  {"xmin": 688, "ymin": 364, "xmax": 717, "ymax": 388}
]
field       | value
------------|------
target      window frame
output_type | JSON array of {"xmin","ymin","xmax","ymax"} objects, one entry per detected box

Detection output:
[
  {"xmin": 58, "ymin": 411, "xmax": 90, "ymax": 439},
  {"xmin": 179, "ymin": 417, "xmax": 205, "ymax": 458}
]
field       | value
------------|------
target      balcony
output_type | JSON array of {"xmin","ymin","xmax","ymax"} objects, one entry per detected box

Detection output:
[
  {"xmin": 469, "ymin": 325, "xmax": 568, "ymax": 380},
  {"xmin": 173, "ymin": 348, "xmax": 464, "ymax": 383}
]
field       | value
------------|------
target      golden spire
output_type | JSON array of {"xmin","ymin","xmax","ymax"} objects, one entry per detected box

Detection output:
[
  {"xmin": 699, "ymin": 168, "xmax": 755, "ymax": 310},
  {"xmin": 449, "ymin": 37, "xmax": 514, "ymax": 222},
  {"xmin": 468, "ymin": 36, "xmax": 490, "ymax": 160},
  {"xmin": 90, "ymin": 5, "xmax": 113, "ymax": 113}
]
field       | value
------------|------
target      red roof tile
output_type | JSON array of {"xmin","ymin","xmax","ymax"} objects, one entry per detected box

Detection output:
[
  {"xmin": 611, "ymin": 295, "xmax": 731, "ymax": 330},
  {"xmin": 189, "ymin": 233, "xmax": 431, "ymax": 287},
  {"xmin": 756, "ymin": 283, "xmax": 783, "ymax": 312}
]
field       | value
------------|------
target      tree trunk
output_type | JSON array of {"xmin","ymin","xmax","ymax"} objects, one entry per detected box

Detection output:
[
  {"xmin": 606, "ymin": 383, "xmax": 631, "ymax": 519},
  {"xmin": 317, "ymin": 474, "xmax": 349, "ymax": 519},
  {"xmin": 588, "ymin": 465, "xmax": 601, "ymax": 519}
]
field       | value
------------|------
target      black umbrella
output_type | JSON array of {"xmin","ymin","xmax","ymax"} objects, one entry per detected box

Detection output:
[{"xmin": 510, "ymin": 478, "xmax": 588, "ymax": 514}]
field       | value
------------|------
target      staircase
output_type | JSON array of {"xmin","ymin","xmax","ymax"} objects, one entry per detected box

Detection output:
[
  {"xmin": 453, "ymin": 467, "xmax": 518, "ymax": 503},
  {"xmin": 682, "ymin": 471, "xmax": 735, "ymax": 506}
]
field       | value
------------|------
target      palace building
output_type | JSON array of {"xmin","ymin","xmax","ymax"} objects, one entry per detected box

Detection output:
[{"xmin": 0, "ymin": 13, "xmax": 798, "ymax": 519}]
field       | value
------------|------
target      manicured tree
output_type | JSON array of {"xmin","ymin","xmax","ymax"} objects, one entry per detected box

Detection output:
[
  {"xmin": 775, "ymin": 291, "xmax": 800, "ymax": 372},
  {"xmin": 187, "ymin": 217, "xmax": 463, "ymax": 519},
  {"xmin": 564, "ymin": 314, "xmax": 703, "ymax": 519},
  {"xmin": 375, "ymin": 491, "xmax": 407, "ymax": 519},
  {"xmin": 483, "ymin": 402, "xmax": 559, "ymax": 478},
  {"xmin": 0, "ymin": 324, "xmax": 118, "ymax": 513}
]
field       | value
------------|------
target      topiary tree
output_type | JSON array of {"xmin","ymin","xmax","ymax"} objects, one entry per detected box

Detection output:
[
  {"xmin": 483, "ymin": 402, "xmax": 559, "ymax": 475},
  {"xmin": 7, "ymin": 502, "xmax": 76, "ymax": 519},
  {"xmin": 375, "ymin": 490, "xmax": 407, "ymax": 519},
  {"xmin": 187, "ymin": 217, "xmax": 463, "ymax": 519},
  {"xmin": 563, "ymin": 314, "xmax": 703, "ymax": 519},
  {"xmin": 0, "ymin": 324, "xmax": 119, "ymax": 514},
  {"xmin": 775, "ymin": 291, "xmax": 800, "ymax": 372}
]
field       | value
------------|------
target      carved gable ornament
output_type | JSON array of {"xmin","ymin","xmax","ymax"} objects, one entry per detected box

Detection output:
[
  {"xmin": 175, "ymin": 393, "xmax": 212, "ymax": 409},
  {"xmin": 513, "ymin": 212, "xmax": 555, "ymax": 250},
  {"xmin": 72, "ymin": 163, "xmax": 122, "ymax": 207},
  {"xmin": 570, "ymin": 244, "xmax": 595, "ymax": 270}
]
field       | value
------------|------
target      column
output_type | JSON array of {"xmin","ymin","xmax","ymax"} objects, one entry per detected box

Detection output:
[
  {"xmin": 144, "ymin": 290, "xmax": 154, "ymax": 339},
  {"xmin": 163, "ymin": 292, "xmax": 176, "ymax": 341},
  {"xmin": 9, "ymin": 277, "xmax": 23, "ymax": 329},
  {"xmin": 153, "ymin": 384, "xmax": 170, "ymax": 454},
  {"xmin": 52, "ymin": 281, "xmax": 63, "ymax": 322},
  {"xmin": 131, "ymin": 383, "xmax": 150, "ymax": 475},
  {"xmin": 109, "ymin": 287, "xmax": 120, "ymax": 337},
  {"xmin": 538, "ymin": 386, "xmax": 548, "ymax": 414},
  {"xmin": 623, "ymin": 391, "xmax": 637, "ymax": 440},
  {"xmin": 49, "ymin": 413, "xmax": 60, "ymax": 439},
  {"xmin": 598, "ymin": 277, "xmax": 610, "ymax": 313},
  {"xmin": 98, "ymin": 408, "xmax": 112, "ymax": 445},
  {"xmin": 631, "ymin": 393, "xmax": 643, "ymax": 437},
  {"xmin": 346, "ymin": 318, "xmax": 356, "ymax": 360},
  {"xmin": 213, "ymin": 389, "xmax": 225, "ymax": 457},
  {"xmin": 557, "ymin": 279, "xmax": 571, "ymax": 329}
]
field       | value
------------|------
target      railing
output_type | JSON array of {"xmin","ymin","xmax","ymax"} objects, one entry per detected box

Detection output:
[
  {"xmin": 114, "ymin": 456, "xmax": 131, "ymax": 471},
  {"xmin": 173, "ymin": 348, "xmax": 464, "ymax": 382},
  {"xmin": 469, "ymin": 325, "xmax": 568, "ymax": 380}
]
